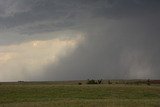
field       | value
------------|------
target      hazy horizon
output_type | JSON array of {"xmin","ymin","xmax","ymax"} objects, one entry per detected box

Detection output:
[{"xmin": 0, "ymin": 0, "xmax": 160, "ymax": 81}]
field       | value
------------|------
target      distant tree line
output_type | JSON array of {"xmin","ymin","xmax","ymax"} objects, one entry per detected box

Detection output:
[
  {"xmin": 87, "ymin": 79, "xmax": 103, "ymax": 84},
  {"xmin": 83, "ymin": 79, "xmax": 160, "ymax": 85}
]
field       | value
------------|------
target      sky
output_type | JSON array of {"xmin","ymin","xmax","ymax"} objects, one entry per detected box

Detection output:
[{"xmin": 0, "ymin": 0, "xmax": 160, "ymax": 81}]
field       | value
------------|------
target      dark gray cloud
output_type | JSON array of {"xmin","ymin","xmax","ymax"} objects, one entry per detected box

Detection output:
[
  {"xmin": 41, "ymin": 18, "xmax": 160, "ymax": 80},
  {"xmin": 0, "ymin": 0, "xmax": 160, "ymax": 81}
]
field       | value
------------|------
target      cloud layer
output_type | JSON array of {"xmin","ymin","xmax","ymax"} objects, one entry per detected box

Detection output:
[{"xmin": 0, "ymin": 0, "xmax": 160, "ymax": 81}]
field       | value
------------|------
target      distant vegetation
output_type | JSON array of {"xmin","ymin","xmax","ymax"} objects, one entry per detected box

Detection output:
[
  {"xmin": 85, "ymin": 79, "xmax": 160, "ymax": 85},
  {"xmin": 3, "ymin": 79, "xmax": 159, "ymax": 86},
  {"xmin": 87, "ymin": 79, "xmax": 103, "ymax": 84}
]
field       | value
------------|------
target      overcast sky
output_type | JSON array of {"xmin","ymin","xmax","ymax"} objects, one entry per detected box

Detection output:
[{"xmin": 0, "ymin": 0, "xmax": 160, "ymax": 81}]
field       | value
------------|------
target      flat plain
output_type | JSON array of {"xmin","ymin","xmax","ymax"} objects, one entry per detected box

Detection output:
[{"xmin": 0, "ymin": 81, "xmax": 159, "ymax": 107}]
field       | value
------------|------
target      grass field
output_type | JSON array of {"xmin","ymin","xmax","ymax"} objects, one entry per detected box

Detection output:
[{"xmin": 0, "ymin": 82, "xmax": 159, "ymax": 107}]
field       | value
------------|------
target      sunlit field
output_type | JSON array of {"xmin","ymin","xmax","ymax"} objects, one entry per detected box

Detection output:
[{"xmin": 0, "ymin": 81, "xmax": 159, "ymax": 107}]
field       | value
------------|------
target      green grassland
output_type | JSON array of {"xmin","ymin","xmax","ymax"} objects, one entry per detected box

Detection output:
[{"xmin": 0, "ymin": 82, "xmax": 159, "ymax": 107}]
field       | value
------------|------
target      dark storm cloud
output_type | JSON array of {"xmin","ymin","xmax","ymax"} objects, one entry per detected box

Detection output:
[
  {"xmin": 0, "ymin": 0, "xmax": 160, "ymax": 80},
  {"xmin": 41, "ymin": 18, "xmax": 160, "ymax": 80},
  {"xmin": 1, "ymin": 0, "xmax": 158, "ymax": 32}
]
